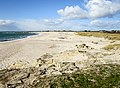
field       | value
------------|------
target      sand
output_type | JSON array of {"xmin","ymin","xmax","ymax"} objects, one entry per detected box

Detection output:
[{"xmin": 0, "ymin": 32, "xmax": 120, "ymax": 70}]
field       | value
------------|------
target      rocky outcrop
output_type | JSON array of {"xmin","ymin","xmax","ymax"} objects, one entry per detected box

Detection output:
[
  {"xmin": 0, "ymin": 62, "xmax": 81, "ymax": 88},
  {"xmin": 0, "ymin": 53, "xmax": 83, "ymax": 88}
]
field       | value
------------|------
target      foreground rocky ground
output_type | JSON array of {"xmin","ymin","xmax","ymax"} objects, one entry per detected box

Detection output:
[
  {"xmin": 0, "ymin": 32, "xmax": 120, "ymax": 88},
  {"xmin": 0, "ymin": 64, "xmax": 120, "ymax": 88}
]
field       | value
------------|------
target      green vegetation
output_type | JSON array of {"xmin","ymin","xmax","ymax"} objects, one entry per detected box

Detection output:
[
  {"xmin": 103, "ymin": 44, "xmax": 120, "ymax": 50},
  {"xmin": 33, "ymin": 64, "xmax": 120, "ymax": 88},
  {"xmin": 76, "ymin": 32, "xmax": 120, "ymax": 40}
]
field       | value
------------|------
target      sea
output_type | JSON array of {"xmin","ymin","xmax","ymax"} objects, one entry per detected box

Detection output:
[{"xmin": 0, "ymin": 31, "xmax": 37, "ymax": 42}]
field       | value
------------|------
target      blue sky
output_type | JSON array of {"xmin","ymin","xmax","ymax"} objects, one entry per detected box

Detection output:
[
  {"xmin": 0, "ymin": 0, "xmax": 120, "ymax": 31},
  {"xmin": 0, "ymin": 0, "xmax": 84, "ymax": 19}
]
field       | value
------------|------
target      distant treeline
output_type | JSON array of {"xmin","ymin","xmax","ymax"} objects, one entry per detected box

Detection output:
[
  {"xmin": 1, "ymin": 30, "xmax": 120, "ymax": 33},
  {"xmin": 30, "ymin": 30, "xmax": 77, "ymax": 32},
  {"xmin": 84, "ymin": 30, "xmax": 120, "ymax": 34},
  {"xmin": 29, "ymin": 30, "xmax": 120, "ymax": 33},
  {"xmin": 99, "ymin": 30, "xmax": 120, "ymax": 34}
]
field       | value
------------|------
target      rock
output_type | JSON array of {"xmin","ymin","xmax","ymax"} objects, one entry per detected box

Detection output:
[
  {"xmin": 51, "ymin": 71, "xmax": 62, "ymax": 75},
  {"xmin": 37, "ymin": 58, "xmax": 41, "ymax": 62},
  {"xmin": 29, "ymin": 74, "xmax": 37, "ymax": 85},
  {"xmin": 92, "ymin": 41, "xmax": 98, "ymax": 44},
  {"xmin": 0, "ymin": 67, "xmax": 39, "ymax": 88},
  {"xmin": 18, "ymin": 73, "xmax": 37, "ymax": 88},
  {"xmin": 78, "ymin": 50, "xmax": 87, "ymax": 53},
  {"xmin": 63, "ymin": 71, "xmax": 73, "ymax": 74},
  {"xmin": 39, "ymin": 68, "xmax": 47, "ymax": 75},
  {"xmin": 47, "ymin": 64, "xmax": 57, "ymax": 71},
  {"xmin": 6, "ymin": 80, "xmax": 22, "ymax": 88},
  {"xmin": 37, "ymin": 53, "xmax": 53, "ymax": 64},
  {"xmin": 58, "ymin": 37, "xmax": 66, "ymax": 39},
  {"xmin": 48, "ymin": 64, "xmax": 56, "ymax": 68},
  {"xmin": 9, "ymin": 62, "xmax": 26, "ymax": 69},
  {"xmin": 13, "ymin": 72, "xmax": 30, "ymax": 80},
  {"xmin": 41, "ymin": 53, "xmax": 53, "ymax": 60},
  {"xmin": 0, "ymin": 83, "xmax": 5, "ymax": 88},
  {"xmin": 60, "ymin": 62, "xmax": 78, "ymax": 73},
  {"xmin": 76, "ymin": 44, "xmax": 94, "ymax": 50},
  {"xmin": 46, "ymin": 64, "xmax": 59, "ymax": 75},
  {"xmin": 61, "ymin": 62, "xmax": 70, "ymax": 67}
]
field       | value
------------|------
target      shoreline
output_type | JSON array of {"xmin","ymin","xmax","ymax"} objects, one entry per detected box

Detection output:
[{"xmin": 0, "ymin": 32, "xmax": 39, "ymax": 43}]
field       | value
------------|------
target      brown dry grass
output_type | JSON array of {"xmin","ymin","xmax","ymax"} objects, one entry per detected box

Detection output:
[
  {"xmin": 103, "ymin": 44, "xmax": 120, "ymax": 50},
  {"xmin": 76, "ymin": 32, "xmax": 120, "ymax": 40}
]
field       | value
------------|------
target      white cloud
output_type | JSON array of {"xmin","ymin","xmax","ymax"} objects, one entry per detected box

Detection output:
[
  {"xmin": 43, "ymin": 18, "xmax": 64, "ymax": 25},
  {"xmin": 0, "ymin": 18, "xmax": 120, "ymax": 31},
  {"xmin": 0, "ymin": 20, "xmax": 14, "ymax": 26},
  {"xmin": 57, "ymin": 0, "xmax": 120, "ymax": 19},
  {"xmin": 17, "ymin": 19, "xmax": 87, "ymax": 31},
  {"xmin": 90, "ymin": 20, "xmax": 120, "ymax": 29},
  {"xmin": 17, "ymin": 19, "xmax": 65, "ymax": 31},
  {"xmin": 0, "ymin": 20, "xmax": 20, "ymax": 31},
  {"xmin": 57, "ymin": 5, "xmax": 88, "ymax": 19},
  {"xmin": 86, "ymin": 0, "xmax": 120, "ymax": 18},
  {"xmin": 0, "ymin": 19, "xmax": 90, "ymax": 31}
]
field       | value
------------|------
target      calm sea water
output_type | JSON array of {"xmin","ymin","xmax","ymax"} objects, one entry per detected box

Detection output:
[{"xmin": 0, "ymin": 31, "xmax": 37, "ymax": 42}]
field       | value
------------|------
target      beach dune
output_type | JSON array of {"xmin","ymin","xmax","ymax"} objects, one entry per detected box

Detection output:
[{"xmin": 0, "ymin": 32, "xmax": 119, "ymax": 70}]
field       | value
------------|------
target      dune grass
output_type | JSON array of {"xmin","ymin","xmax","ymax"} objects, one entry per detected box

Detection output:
[
  {"xmin": 103, "ymin": 44, "xmax": 120, "ymax": 50},
  {"xmin": 76, "ymin": 32, "xmax": 120, "ymax": 40},
  {"xmin": 33, "ymin": 64, "xmax": 120, "ymax": 88}
]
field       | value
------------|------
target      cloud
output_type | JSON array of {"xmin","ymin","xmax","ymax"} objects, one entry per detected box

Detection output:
[
  {"xmin": 57, "ymin": 0, "xmax": 120, "ymax": 19},
  {"xmin": 90, "ymin": 20, "xmax": 120, "ymax": 29},
  {"xmin": 17, "ymin": 19, "xmax": 65, "ymax": 31},
  {"xmin": 57, "ymin": 6, "xmax": 88, "ymax": 19},
  {"xmin": 0, "ymin": 20, "xmax": 21, "ymax": 31},
  {"xmin": 0, "ymin": 20, "xmax": 14, "ymax": 26},
  {"xmin": 0, "ymin": 19, "xmax": 65, "ymax": 31},
  {"xmin": 0, "ymin": 19, "xmax": 91, "ymax": 31},
  {"xmin": 86, "ymin": 0, "xmax": 120, "ymax": 18},
  {"xmin": 0, "ymin": 19, "xmax": 119, "ymax": 31},
  {"xmin": 43, "ymin": 18, "xmax": 64, "ymax": 25}
]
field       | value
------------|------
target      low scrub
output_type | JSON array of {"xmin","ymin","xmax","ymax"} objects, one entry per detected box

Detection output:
[
  {"xmin": 103, "ymin": 44, "xmax": 120, "ymax": 50},
  {"xmin": 33, "ymin": 64, "xmax": 120, "ymax": 88},
  {"xmin": 76, "ymin": 32, "xmax": 120, "ymax": 40}
]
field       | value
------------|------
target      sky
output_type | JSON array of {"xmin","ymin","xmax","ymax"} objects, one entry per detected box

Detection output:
[{"xmin": 0, "ymin": 0, "xmax": 120, "ymax": 31}]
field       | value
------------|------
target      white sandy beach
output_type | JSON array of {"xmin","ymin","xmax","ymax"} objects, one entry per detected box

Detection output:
[{"xmin": 0, "ymin": 32, "xmax": 120, "ymax": 70}]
